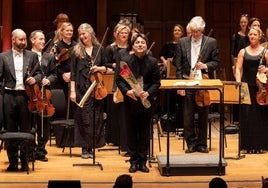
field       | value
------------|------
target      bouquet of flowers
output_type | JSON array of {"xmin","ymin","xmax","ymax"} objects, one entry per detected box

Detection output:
[{"xmin": 119, "ymin": 61, "xmax": 151, "ymax": 108}]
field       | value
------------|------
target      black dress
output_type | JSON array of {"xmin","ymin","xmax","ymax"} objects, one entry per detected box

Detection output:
[
  {"xmin": 240, "ymin": 48, "xmax": 268, "ymax": 152},
  {"xmin": 103, "ymin": 44, "xmax": 128, "ymax": 151},
  {"xmin": 70, "ymin": 46, "xmax": 105, "ymax": 149}
]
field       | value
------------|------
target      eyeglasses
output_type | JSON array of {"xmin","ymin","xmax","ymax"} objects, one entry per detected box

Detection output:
[{"xmin": 241, "ymin": 14, "xmax": 248, "ymax": 18}]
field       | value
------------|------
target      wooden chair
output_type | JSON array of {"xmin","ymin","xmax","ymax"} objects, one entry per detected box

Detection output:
[{"xmin": 166, "ymin": 58, "xmax": 176, "ymax": 79}]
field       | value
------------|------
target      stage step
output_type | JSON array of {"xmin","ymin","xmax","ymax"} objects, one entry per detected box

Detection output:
[{"xmin": 156, "ymin": 154, "xmax": 227, "ymax": 176}]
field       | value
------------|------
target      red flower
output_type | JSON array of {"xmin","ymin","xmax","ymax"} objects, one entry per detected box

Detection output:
[{"xmin": 120, "ymin": 64, "xmax": 131, "ymax": 78}]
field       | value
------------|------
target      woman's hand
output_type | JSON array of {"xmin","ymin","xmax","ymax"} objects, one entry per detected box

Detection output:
[{"xmin": 62, "ymin": 72, "xmax": 71, "ymax": 83}]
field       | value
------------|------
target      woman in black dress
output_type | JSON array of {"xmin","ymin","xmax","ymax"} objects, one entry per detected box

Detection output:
[
  {"xmin": 53, "ymin": 22, "xmax": 77, "ymax": 119},
  {"xmin": 103, "ymin": 23, "xmax": 130, "ymax": 152},
  {"xmin": 70, "ymin": 23, "xmax": 106, "ymax": 158},
  {"xmin": 235, "ymin": 26, "xmax": 268, "ymax": 153}
]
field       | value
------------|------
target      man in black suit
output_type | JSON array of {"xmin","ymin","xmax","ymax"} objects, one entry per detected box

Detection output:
[
  {"xmin": 30, "ymin": 30, "xmax": 57, "ymax": 162},
  {"xmin": 0, "ymin": 28, "xmax": 41, "ymax": 171},
  {"xmin": 174, "ymin": 16, "xmax": 219, "ymax": 153}
]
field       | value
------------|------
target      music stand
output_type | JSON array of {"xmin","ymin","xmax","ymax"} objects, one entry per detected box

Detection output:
[
  {"xmin": 223, "ymin": 81, "xmax": 247, "ymax": 160},
  {"xmin": 210, "ymin": 81, "xmax": 250, "ymax": 160},
  {"xmin": 148, "ymin": 113, "xmax": 162, "ymax": 167},
  {"xmin": 73, "ymin": 87, "xmax": 103, "ymax": 170}
]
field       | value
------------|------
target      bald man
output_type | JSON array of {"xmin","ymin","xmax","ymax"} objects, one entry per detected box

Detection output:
[{"xmin": 0, "ymin": 28, "xmax": 41, "ymax": 171}]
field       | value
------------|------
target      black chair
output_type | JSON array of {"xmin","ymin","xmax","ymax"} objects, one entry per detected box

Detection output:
[
  {"xmin": 49, "ymin": 89, "xmax": 75, "ymax": 157},
  {"xmin": 0, "ymin": 129, "xmax": 36, "ymax": 174}
]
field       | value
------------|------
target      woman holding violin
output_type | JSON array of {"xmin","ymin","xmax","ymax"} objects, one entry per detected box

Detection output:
[
  {"xmin": 53, "ymin": 22, "xmax": 76, "ymax": 119},
  {"xmin": 235, "ymin": 26, "xmax": 268, "ymax": 154},
  {"xmin": 70, "ymin": 23, "xmax": 106, "ymax": 159},
  {"xmin": 30, "ymin": 30, "xmax": 57, "ymax": 161}
]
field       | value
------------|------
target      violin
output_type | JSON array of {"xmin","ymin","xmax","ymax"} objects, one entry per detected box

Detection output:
[
  {"xmin": 55, "ymin": 48, "xmax": 71, "ymax": 65},
  {"xmin": 25, "ymin": 62, "xmax": 41, "ymax": 112},
  {"xmin": 36, "ymin": 86, "xmax": 55, "ymax": 117},
  {"xmin": 256, "ymin": 76, "xmax": 268, "ymax": 105},
  {"xmin": 256, "ymin": 47, "xmax": 268, "ymax": 105},
  {"xmin": 26, "ymin": 84, "xmax": 40, "ymax": 111},
  {"xmin": 89, "ymin": 71, "xmax": 108, "ymax": 100}
]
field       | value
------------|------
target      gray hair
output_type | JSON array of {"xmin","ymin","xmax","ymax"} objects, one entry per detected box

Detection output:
[{"xmin": 188, "ymin": 16, "xmax": 206, "ymax": 31}]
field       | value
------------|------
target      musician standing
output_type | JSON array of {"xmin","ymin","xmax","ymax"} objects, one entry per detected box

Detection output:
[
  {"xmin": 116, "ymin": 33, "xmax": 161, "ymax": 173},
  {"xmin": 53, "ymin": 22, "xmax": 76, "ymax": 118},
  {"xmin": 235, "ymin": 26, "xmax": 268, "ymax": 154},
  {"xmin": 174, "ymin": 16, "xmax": 219, "ymax": 153},
  {"xmin": 103, "ymin": 23, "xmax": 131, "ymax": 153},
  {"xmin": 0, "ymin": 29, "xmax": 41, "ymax": 171},
  {"xmin": 29, "ymin": 30, "xmax": 57, "ymax": 161},
  {"xmin": 70, "ymin": 23, "xmax": 106, "ymax": 159}
]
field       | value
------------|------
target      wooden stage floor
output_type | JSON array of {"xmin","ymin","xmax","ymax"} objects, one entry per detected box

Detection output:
[{"xmin": 0, "ymin": 119, "xmax": 266, "ymax": 188}]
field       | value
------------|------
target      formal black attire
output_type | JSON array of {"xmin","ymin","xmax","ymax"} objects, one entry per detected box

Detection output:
[
  {"xmin": 116, "ymin": 53, "xmax": 161, "ymax": 167},
  {"xmin": 35, "ymin": 52, "xmax": 57, "ymax": 159},
  {"xmin": 103, "ymin": 44, "xmax": 128, "ymax": 151},
  {"xmin": 53, "ymin": 40, "xmax": 76, "ymax": 118},
  {"xmin": 0, "ymin": 49, "xmax": 41, "ymax": 168},
  {"xmin": 240, "ymin": 48, "xmax": 268, "ymax": 152},
  {"xmin": 70, "ymin": 45, "xmax": 105, "ymax": 150},
  {"xmin": 174, "ymin": 35, "xmax": 219, "ymax": 151},
  {"xmin": 231, "ymin": 33, "xmax": 266, "ymax": 122}
]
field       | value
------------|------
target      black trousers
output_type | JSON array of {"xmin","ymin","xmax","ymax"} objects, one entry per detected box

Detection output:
[
  {"xmin": 36, "ymin": 115, "xmax": 50, "ymax": 157},
  {"xmin": 124, "ymin": 97, "xmax": 153, "ymax": 165},
  {"xmin": 4, "ymin": 90, "xmax": 31, "ymax": 164},
  {"xmin": 183, "ymin": 90, "xmax": 209, "ymax": 148}
]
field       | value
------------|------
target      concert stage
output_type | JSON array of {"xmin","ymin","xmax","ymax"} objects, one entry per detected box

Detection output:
[
  {"xmin": 0, "ymin": 120, "xmax": 266, "ymax": 188},
  {"xmin": 157, "ymin": 154, "xmax": 227, "ymax": 176}
]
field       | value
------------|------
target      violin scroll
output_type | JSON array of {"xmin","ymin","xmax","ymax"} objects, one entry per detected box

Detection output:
[{"xmin": 55, "ymin": 48, "xmax": 70, "ymax": 65}]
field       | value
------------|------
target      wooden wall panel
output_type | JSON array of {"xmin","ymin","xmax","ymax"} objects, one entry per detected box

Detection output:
[
  {"xmin": 3, "ymin": 0, "xmax": 268, "ymax": 80},
  {"xmin": 106, "ymin": 0, "xmax": 195, "ymax": 59},
  {"xmin": 206, "ymin": 0, "xmax": 268, "ymax": 80},
  {"xmin": 12, "ymin": 0, "xmax": 97, "ymax": 41}
]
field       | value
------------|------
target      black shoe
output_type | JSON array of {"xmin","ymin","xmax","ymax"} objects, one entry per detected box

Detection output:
[
  {"xmin": 139, "ymin": 164, "xmax": 149, "ymax": 173},
  {"xmin": 6, "ymin": 164, "xmax": 18, "ymax": 172},
  {"xmin": 185, "ymin": 145, "xmax": 196, "ymax": 153},
  {"xmin": 128, "ymin": 164, "xmax": 137, "ymax": 173},
  {"xmin": 196, "ymin": 146, "xmax": 209, "ymax": 153},
  {"xmin": 20, "ymin": 164, "xmax": 29, "ymax": 171},
  {"xmin": 36, "ymin": 155, "xmax": 48, "ymax": 162}
]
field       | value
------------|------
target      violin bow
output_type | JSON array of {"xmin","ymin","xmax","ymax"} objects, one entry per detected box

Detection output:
[
  {"xmin": 93, "ymin": 27, "xmax": 109, "ymax": 65},
  {"xmin": 259, "ymin": 42, "xmax": 268, "ymax": 66},
  {"xmin": 146, "ymin": 41, "xmax": 155, "ymax": 55},
  {"xmin": 193, "ymin": 28, "xmax": 214, "ymax": 70}
]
